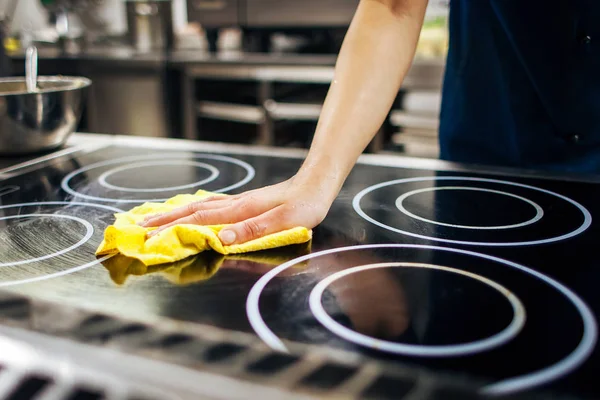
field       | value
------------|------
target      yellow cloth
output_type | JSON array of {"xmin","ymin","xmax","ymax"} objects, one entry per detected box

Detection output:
[{"xmin": 95, "ymin": 189, "xmax": 312, "ymax": 266}]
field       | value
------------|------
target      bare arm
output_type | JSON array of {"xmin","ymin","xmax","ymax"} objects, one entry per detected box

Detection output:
[
  {"xmin": 142, "ymin": 0, "xmax": 429, "ymax": 244},
  {"xmin": 297, "ymin": 0, "xmax": 429, "ymax": 196}
]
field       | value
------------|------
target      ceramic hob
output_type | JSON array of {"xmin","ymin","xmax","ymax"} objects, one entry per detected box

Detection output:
[{"xmin": 0, "ymin": 134, "xmax": 598, "ymax": 400}]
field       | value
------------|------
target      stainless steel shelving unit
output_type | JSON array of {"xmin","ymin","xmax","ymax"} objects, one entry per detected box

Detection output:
[{"xmin": 181, "ymin": 58, "xmax": 445, "ymax": 152}]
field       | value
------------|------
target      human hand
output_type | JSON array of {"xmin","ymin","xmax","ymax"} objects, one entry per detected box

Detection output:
[{"xmin": 140, "ymin": 174, "xmax": 338, "ymax": 245}]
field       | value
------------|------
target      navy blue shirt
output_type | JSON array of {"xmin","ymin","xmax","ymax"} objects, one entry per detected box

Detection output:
[{"xmin": 439, "ymin": 0, "xmax": 600, "ymax": 173}]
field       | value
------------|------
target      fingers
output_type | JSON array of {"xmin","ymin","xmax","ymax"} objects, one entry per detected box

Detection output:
[
  {"xmin": 141, "ymin": 197, "xmax": 233, "ymax": 228},
  {"xmin": 219, "ymin": 205, "xmax": 294, "ymax": 245},
  {"xmin": 147, "ymin": 205, "xmax": 240, "ymax": 237},
  {"xmin": 144, "ymin": 195, "xmax": 278, "ymax": 238}
]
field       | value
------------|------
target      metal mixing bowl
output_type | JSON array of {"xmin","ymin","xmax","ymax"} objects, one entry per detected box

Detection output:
[{"xmin": 0, "ymin": 76, "xmax": 91, "ymax": 155}]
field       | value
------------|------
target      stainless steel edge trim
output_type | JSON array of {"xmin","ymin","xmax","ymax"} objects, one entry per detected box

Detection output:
[
  {"xmin": 70, "ymin": 133, "xmax": 309, "ymax": 159},
  {"xmin": 66, "ymin": 134, "xmax": 600, "ymax": 184},
  {"xmin": 0, "ymin": 324, "xmax": 322, "ymax": 400},
  {"xmin": 0, "ymin": 142, "xmax": 110, "ymax": 180}
]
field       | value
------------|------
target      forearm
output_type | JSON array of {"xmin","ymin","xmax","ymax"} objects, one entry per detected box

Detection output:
[
  {"xmin": 142, "ymin": 0, "xmax": 430, "ymax": 244},
  {"xmin": 296, "ymin": 0, "xmax": 428, "ymax": 199}
]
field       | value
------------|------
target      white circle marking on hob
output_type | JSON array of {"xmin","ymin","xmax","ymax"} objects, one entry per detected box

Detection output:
[
  {"xmin": 395, "ymin": 186, "xmax": 544, "ymax": 230},
  {"xmin": 0, "ymin": 202, "xmax": 124, "ymax": 287},
  {"xmin": 353, "ymin": 176, "xmax": 592, "ymax": 246},
  {"xmin": 61, "ymin": 153, "xmax": 256, "ymax": 203},
  {"xmin": 246, "ymin": 244, "xmax": 597, "ymax": 395},
  {"xmin": 0, "ymin": 214, "xmax": 93, "ymax": 267},
  {"xmin": 309, "ymin": 262, "xmax": 526, "ymax": 357},
  {"xmin": 98, "ymin": 160, "xmax": 220, "ymax": 193}
]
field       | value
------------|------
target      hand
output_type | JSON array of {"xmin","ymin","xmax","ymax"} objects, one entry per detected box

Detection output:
[{"xmin": 140, "ymin": 173, "xmax": 337, "ymax": 245}]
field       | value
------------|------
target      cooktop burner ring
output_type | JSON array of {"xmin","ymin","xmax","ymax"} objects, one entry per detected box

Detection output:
[
  {"xmin": 309, "ymin": 262, "xmax": 526, "ymax": 357},
  {"xmin": 247, "ymin": 244, "xmax": 597, "ymax": 395},
  {"xmin": 98, "ymin": 160, "xmax": 220, "ymax": 193},
  {"xmin": 61, "ymin": 153, "xmax": 256, "ymax": 203},
  {"xmin": 395, "ymin": 186, "xmax": 544, "ymax": 230},
  {"xmin": 0, "ymin": 201, "xmax": 123, "ymax": 287},
  {"xmin": 0, "ymin": 214, "xmax": 93, "ymax": 267},
  {"xmin": 353, "ymin": 176, "xmax": 592, "ymax": 247}
]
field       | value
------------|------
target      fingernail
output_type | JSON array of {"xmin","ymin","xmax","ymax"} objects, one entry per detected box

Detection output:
[{"xmin": 219, "ymin": 230, "xmax": 236, "ymax": 245}]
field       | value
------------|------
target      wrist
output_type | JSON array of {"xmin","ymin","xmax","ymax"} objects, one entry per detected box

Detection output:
[{"xmin": 293, "ymin": 154, "xmax": 351, "ymax": 203}]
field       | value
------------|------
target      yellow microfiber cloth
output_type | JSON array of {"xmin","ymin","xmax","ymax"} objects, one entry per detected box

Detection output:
[{"xmin": 95, "ymin": 189, "xmax": 312, "ymax": 266}]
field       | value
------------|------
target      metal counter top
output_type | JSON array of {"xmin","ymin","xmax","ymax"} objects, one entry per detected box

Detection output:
[
  {"xmin": 7, "ymin": 46, "xmax": 336, "ymax": 66},
  {"xmin": 7, "ymin": 46, "xmax": 444, "ymax": 69},
  {"xmin": 8, "ymin": 46, "xmax": 167, "ymax": 68}
]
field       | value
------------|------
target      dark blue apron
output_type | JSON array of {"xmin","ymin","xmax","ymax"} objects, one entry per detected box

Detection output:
[
  {"xmin": 0, "ymin": 28, "xmax": 10, "ymax": 77},
  {"xmin": 439, "ymin": 0, "xmax": 600, "ymax": 173}
]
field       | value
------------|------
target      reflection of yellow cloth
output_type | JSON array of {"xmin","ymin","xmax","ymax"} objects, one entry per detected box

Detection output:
[
  {"xmin": 102, "ymin": 243, "xmax": 311, "ymax": 286},
  {"xmin": 102, "ymin": 252, "xmax": 224, "ymax": 285},
  {"xmin": 95, "ymin": 190, "xmax": 312, "ymax": 266}
]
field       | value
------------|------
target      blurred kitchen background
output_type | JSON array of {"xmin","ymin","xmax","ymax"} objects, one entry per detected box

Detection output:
[{"xmin": 0, "ymin": 0, "xmax": 448, "ymax": 158}]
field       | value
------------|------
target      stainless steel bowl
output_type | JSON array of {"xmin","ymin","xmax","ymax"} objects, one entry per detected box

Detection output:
[{"xmin": 0, "ymin": 76, "xmax": 91, "ymax": 155}]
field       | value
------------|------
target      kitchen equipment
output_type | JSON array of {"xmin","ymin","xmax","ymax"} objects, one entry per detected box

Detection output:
[
  {"xmin": 0, "ymin": 133, "xmax": 598, "ymax": 399},
  {"xmin": 0, "ymin": 0, "xmax": 17, "ymax": 76},
  {"xmin": 0, "ymin": 0, "xmax": 19, "ymax": 34},
  {"xmin": 39, "ymin": 0, "xmax": 107, "ymax": 53},
  {"xmin": 25, "ymin": 46, "xmax": 38, "ymax": 93},
  {"xmin": 126, "ymin": 0, "xmax": 174, "ymax": 52},
  {"xmin": 0, "ymin": 48, "xmax": 91, "ymax": 155}
]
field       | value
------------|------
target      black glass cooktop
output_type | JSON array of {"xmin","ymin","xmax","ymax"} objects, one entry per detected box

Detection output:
[{"xmin": 0, "ymin": 141, "xmax": 598, "ymax": 399}]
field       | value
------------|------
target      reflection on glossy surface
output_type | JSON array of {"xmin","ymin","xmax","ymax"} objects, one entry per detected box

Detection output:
[
  {"xmin": 103, "ymin": 253, "xmax": 222, "ymax": 286},
  {"xmin": 102, "ymin": 243, "xmax": 311, "ymax": 286},
  {"xmin": 310, "ymin": 262, "xmax": 526, "ymax": 356}
]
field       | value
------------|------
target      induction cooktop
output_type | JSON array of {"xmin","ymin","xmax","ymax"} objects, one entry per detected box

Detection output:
[{"xmin": 0, "ymin": 135, "xmax": 598, "ymax": 400}]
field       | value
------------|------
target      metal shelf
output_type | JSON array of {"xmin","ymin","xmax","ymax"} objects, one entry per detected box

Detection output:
[
  {"xmin": 184, "ymin": 60, "xmax": 445, "ymax": 148},
  {"xmin": 389, "ymin": 110, "xmax": 439, "ymax": 133},
  {"xmin": 197, "ymin": 101, "xmax": 265, "ymax": 124},
  {"xmin": 265, "ymin": 101, "xmax": 322, "ymax": 121},
  {"xmin": 187, "ymin": 65, "xmax": 335, "ymax": 84}
]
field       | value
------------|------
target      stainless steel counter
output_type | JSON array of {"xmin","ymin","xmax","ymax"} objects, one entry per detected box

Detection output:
[
  {"xmin": 45, "ymin": 133, "xmax": 600, "ymax": 184},
  {"xmin": 8, "ymin": 46, "xmax": 445, "ymax": 71},
  {"xmin": 8, "ymin": 46, "xmax": 168, "ymax": 68},
  {"xmin": 9, "ymin": 47, "xmax": 340, "ymax": 67}
]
